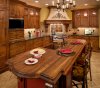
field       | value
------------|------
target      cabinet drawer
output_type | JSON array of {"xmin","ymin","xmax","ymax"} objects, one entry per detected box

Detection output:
[
  {"xmin": 26, "ymin": 40, "xmax": 34, "ymax": 51},
  {"xmin": 9, "ymin": 41, "xmax": 25, "ymax": 57},
  {"xmin": 9, "ymin": 31, "xmax": 16, "ymax": 40},
  {"xmin": 34, "ymin": 42, "xmax": 43, "ymax": 48},
  {"xmin": 34, "ymin": 38, "xmax": 42, "ymax": 42}
]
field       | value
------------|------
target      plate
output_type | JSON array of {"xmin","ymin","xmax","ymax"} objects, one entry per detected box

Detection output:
[
  {"xmin": 57, "ymin": 51, "xmax": 75, "ymax": 57},
  {"xmin": 59, "ymin": 49, "xmax": 73, "ymax": 54},
  {"xmin": 30, "ymin": 48, "xmax": 46, "ymax": 55},
  {"xmin": 24, "ymin": 58, "xmax": 38, "ymax": 65}
]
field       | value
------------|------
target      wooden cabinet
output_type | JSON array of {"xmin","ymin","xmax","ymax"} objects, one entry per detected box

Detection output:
[
  {"xmin": 89, "ymin": 9, "xmax": 98, "ymax": 27},
  {"xmin": 16, "ymin": 30, "xmax": 24, "ymax": 39},
  {"xmin": 90, "ymin": 36, "xmax": 99, "ymax": 51},
  {"xmin": 34, "ymin": 10, "xmax": 40, "ymax": 29},
  {"xmin": 9, "ymin": 41, "xmax": 26, "ymax": 57},
  {"xmin": 72, "ymin": 8, "xmax": 98, "ymax": 28},
  {"xmin": 0, "ymin": 9, "xmax": 7, "ymax": 44},
  {"xmin": 25, "ymin": 40, "xmax": 34, "ymax": 51},
  {"xmin": 43, "ymin": 36, "xmax": 52, "ymax": 47},
  {"xmin": 24, "ymin": 7, "xmax": 28, "ymax": 29},
  {"xmin": 9, "ymin": 0, "xmax": 40, "ymax": 29},
  {"xmin": 16, "ymin": 4, "xmax": 24, "ymax": 18},
  {"xmin": 81, "ymin": 10, "xmax": 89, "ymax": 27},
  {"xmin": 0, "ymin": 0, "xmax": 8, "ymax": 72},
  {"xmin": 9, "ymin": 30, "xmax": 24, "ymax": 40},
  {"xmin": 9, "ymin": 30, "xmax": 16, "ymax": 40},
  {"xmin": 9, "ymin": 0, "xmax": 24, "ymax": 18},
  {"xmin": 24, "ymin": 7, "xmax": 40, "ymax": 29},
  {"xmin": 25, "ymin": 37, "xmax": 52, "ymax": 51},
  {"xmin": 0, "ymin": 45, "xmax": 7, "ymax": 68},
  {"xmin": 9, "ymin": 2, "xmax": 16, "ymax": 18},
  {"xmin": 34, "ymin": 38, "xmax": 43, "ymax": 48},
  {"xmin": 69, "ymin": 35, "xmax": 99, "ymax": 51},
  {"xmin": 72, "ymin": 10, "xmax": 81, "ymax": 27},
  {"xmin": 9, "ymin": 36, "xmax": 52, "ymax": 57}
]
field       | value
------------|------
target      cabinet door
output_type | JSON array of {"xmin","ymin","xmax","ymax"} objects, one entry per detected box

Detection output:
[
  {"xmin": 28, "ymin": 8, "xmax": 34, "ymax": 28},
  {"xmin": 35, "ymin": 12, "xmax": 40, "ymax": 29},
  {"xmin": 89, "ymin": 9, "xmax": 98, "ymax": 27},
  {"xmin": 16, "ymin": 4, "xmax": 24, "ymax": 18},
  {"xmin": 34, "ymin": 10, "xmax": 40, "ymax": 29},
  {"xmin": 9, "ymin": 2, "xmax": 16, "ymax": 18},
  {"xmin": 16, "ymin": 30, "xmax": 24, "ymax": 39},
  {"xmin": 9, "ymin": 30, "xmax": 16, "ymax": 40},
  {"xmin": 0, "ymin": 45, "xmax": 7, "ymax": 68},
  {"xmin": 29, "ymin": 15, "xmax": 35, "ymax": 28},
  {"xmin": 26, "ymin": 40, "xmax": 34, "ymax": 51},
  {"xmin": 24, "ymin": 15, "xmax": 29, "ymax": 29},
  {"xmin": 34, "ymin": 38, "xmax": 43, "ymax": 48},
  {"xmin": 10, "ymin": 41, "xmax": 26, "ymax": 57},
  {"xmin": 24, "ymin": 8, "xmax": 28, "ymax": 29},
  {"xmin": 43, "ymin": 37, "xmax": 51, "ymax": 47},
  {"xmin": 16, "ymin": 42, "xmax": 26, "ymax": 54},
  {"xmin": 0, "ymin": 9, "xmax": 6, "ymax": 44},
  {"xmin": 81, "ymin": 10, "xmax": 89, "ymax": 27},
  {"xmin": 90, "ymin": 37, "xmax": 99, "ymax": 51},
  {"xmin": 73, "ymin": 10, "xmax": 81, "ymax": 28}
]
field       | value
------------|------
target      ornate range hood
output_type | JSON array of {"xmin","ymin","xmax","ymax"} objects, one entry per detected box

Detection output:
[{"xmin": 44, "ymin": 7, "xmax": 71, "ymax": 25}]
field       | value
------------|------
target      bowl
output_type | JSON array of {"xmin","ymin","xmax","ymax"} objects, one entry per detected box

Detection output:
[{"xmin": 34, "ymin": 54, "xmax": 42, "ymax": 59}]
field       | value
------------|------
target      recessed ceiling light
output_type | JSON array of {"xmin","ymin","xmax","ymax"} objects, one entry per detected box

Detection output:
[
  {"xmin": 96, "ymin": 0, "xmax": 100, "ymax": 1},
  {"xmin": 45, "ymin": 4, "xmax": 49, "ymax": 6},
  {"xmin": 35, "ymin": 0, "xmax": 39, "ymax": 3},
  {"xmin": 84, "ymin": 4, "xmax": 88, "ymax": 6}
]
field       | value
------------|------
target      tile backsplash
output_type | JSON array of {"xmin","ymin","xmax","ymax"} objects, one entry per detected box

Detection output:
[
  {"xmin": 68, "ymin": 27, "xmax": 99, "ymax": 36},
  {"xmin": 77, "ymin": 28, "xmax": 99, "ymax": 36},
  {"xmin": 24, "ymin": 28, "xmax": 36, "ymax": 39}
]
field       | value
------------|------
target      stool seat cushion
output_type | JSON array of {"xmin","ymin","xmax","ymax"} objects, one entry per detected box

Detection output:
[{"xmin": 73, "ymin": 66, "xmax": 84, "ymax": 81}]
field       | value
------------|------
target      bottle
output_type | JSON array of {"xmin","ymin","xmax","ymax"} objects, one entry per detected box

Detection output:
[{"xmin": 28, "ymin": 31, "xmax": 31, "ymax": 38}]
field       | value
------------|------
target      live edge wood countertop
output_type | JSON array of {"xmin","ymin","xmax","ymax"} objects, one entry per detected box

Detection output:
[{"xmin": 7, "ymin": 39, "xmax": 87, "ymax": 84}]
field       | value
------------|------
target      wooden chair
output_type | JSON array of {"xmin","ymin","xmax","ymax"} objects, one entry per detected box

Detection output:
[
  {"xmin": 85, "ymin": 44, "xmax": 92, "ymax": 81},
  {"xmin": 52, "ymin": 35, "xmax": 66, "ymax": 49},
  {"xmin": 72, "ymin": 53, "xmax": 89, "ymax": 88}
]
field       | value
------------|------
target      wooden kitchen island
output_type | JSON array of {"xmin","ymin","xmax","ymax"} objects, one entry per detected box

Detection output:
[{"xmin": 7, "ymin": 39, "xmax": 87, "ymax": 88}]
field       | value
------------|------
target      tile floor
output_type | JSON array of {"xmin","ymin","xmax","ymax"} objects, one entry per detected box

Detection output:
[{"xmin": 0, "ymin": 52, "xmax": 100, "ymax": 88}]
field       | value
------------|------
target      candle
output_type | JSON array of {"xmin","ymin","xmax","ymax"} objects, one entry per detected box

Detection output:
[
  {"xmin": 52, "ymin": 1, "xmax": 54, "ymax": 6},
  {"xmin": 69, "ymin": 0, "xmax": 73, "ymax": 4},
  {"xmin": 73, "ymin": 1, "xmax": 76, "ymax": 6},
  {"xmin": 66, "ymin": 3, "xmax": 69, "ymax": 8},
  {"xmin": 57, "ymin": 0, "xmax": 60, "ymax": 3}
]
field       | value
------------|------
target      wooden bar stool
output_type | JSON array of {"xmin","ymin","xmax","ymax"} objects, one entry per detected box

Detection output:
[
  {"xmin": 72, "ymin": 53, "xmax": 89, "ymax": 88},
  {"xmin": 52, "ymin": 35, "xmax": 65, "ymax": 49}
]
